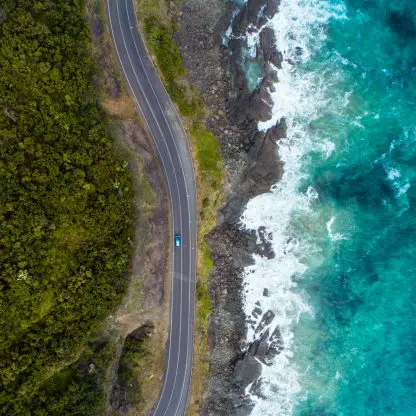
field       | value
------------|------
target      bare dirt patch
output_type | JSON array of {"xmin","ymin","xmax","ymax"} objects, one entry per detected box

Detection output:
[{"xmin": 103, "ymin": 97, "xmax": 138, "ymax": 119}]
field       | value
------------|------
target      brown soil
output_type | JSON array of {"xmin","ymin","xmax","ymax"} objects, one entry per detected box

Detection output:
[{"xmin": 103, "ymin": 97, "xmax": 138, "ymax": 119}]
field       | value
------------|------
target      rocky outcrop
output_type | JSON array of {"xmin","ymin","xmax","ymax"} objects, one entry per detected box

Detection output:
[
  {"xmin": 234, "ymin": 309, "xmax": 284, "ymax": 388},
  {"xmin": 201, "ymin": 225, "xmax": 257, "ymax": 415},
  {"xmin": 233, "ymin": 348, "xmax": 262, "ymax": 388},
  {"xmin": 175, "ymin": 0, "xmax": 285, "ymax": 413},
  {"xmin": 231, "ymin": 0, "xmax": 280, "ymax": 36},
  {"xmin": 259, "ymin": 27, "xmax": 283, "ymax": 69}
]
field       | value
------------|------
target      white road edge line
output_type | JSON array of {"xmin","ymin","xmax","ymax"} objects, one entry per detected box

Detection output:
[
  {"xmin": 106, "ymin": 3, "xmax": 181, "ymax": 415},
  {"xmin": 114, "ymin": 5, "xmax": 185, "ymax": 415}
]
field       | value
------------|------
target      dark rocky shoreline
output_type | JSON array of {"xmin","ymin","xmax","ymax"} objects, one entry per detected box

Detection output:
[{"xmin": 175, "ymin": 0, "xmax": 285, "ymax": 414}]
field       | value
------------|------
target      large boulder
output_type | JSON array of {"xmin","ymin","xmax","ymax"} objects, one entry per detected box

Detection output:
[
  {"xmin": 233, "ymin": 342, "xmax": 263, "ymax": 388},
  {"xmin": 255, "ymin": 310, "xmax": 276, "ymax": 333},
  {"xmin": 259, "ymin": 27, "xmax": 283, "ymax": 69},
  {"xmin": 255, "ymin": 341, "xmax": 269, "ymax": 362},
  {"xmin": 233, "ymin": 355, "xmax": 262, "ymax": 388}
]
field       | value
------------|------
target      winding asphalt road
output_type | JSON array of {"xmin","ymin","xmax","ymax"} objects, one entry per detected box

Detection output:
[{"xmin": 105, "ymin": 1, "xmax": 197, "ymax": 415}]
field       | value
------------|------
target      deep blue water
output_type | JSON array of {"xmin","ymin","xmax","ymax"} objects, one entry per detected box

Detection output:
[
  {"xmin": 295, "ymin": 1, "xmax": 416, "ymax": 415},
  {"xmin": 235, "ymin": 0, "xmax": 416, "ymax": 414}
]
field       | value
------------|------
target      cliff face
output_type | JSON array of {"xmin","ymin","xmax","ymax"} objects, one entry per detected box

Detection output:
[{"xmin": 175, "ymin": 0, "xmax": 284, "ymax": 414}]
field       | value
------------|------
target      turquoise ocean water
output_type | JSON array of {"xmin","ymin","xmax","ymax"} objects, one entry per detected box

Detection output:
[{"xmin": 235, "ymin": 0, "xmax": 416, "ymax": 415}]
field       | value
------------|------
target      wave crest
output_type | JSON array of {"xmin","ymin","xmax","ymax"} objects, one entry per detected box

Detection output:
[{"xmin": 239, "ymin": 1, "xmax": 348, "ymax": 415}]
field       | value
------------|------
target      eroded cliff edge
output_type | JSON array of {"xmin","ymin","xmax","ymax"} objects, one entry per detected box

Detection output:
[{"xmin": 175, "ymin": 0, "xmax": 284, "ymax": 414}]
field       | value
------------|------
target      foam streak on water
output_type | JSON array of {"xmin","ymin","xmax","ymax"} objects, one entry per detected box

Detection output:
[{"xmin": 240, "ymin": 1, "xmax": 347, "ymax": 414}]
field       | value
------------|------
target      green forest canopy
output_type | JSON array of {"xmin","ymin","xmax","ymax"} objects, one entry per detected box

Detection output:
[{"xmin": 0, "ymin": 0, "xmax": 135, "ymax": 414}]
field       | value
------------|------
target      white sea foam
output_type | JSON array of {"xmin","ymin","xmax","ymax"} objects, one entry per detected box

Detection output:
[
  {"xmin": 326, "ymin": 216, "xmax": 348, "ymax": 241},
  {"xmin": 387, "ymin": 168, "xmax": 400, "ymax": 180},
  {"xmin": 246, "ymin": 27, "xmax": 261, "ymax": 58},
  {"xmin": 258, "ymin": 0, "xmax": 347, "ymax": 131},
  {"xmin": 236, "ymin": 0, "xmax": 348, "ymax": 415},
  {"xmin": 398, "ymin": 182, "xmax": 410, "ymax": 197},
  {"xmin": 385, "ymin": 164, "xmax": 410, "ymax": 210},
  {"xmin": 306, "ymin": 186, "xmax": 318, "ymax": 200},
  {"xmin": 320, "ymin": 139, "xmax": 336, "ymax": 159}
]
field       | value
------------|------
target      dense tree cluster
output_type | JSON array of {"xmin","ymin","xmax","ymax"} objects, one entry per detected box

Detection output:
[
  {"xmin": 0, "ymin": 1, "xmax": 135, "ymax": 413},
  {"xmin": 115, "ymin": 326, "xmax": 152, "ymax": 408}
]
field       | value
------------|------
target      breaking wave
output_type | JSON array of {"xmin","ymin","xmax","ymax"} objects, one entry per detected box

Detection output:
[{"xmin": 238, "ymin": 0, "xmax": 348, "ymax": 414}]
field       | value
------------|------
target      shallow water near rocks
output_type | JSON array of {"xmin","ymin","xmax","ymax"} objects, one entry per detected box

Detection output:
[{"xmin": 237, "ymin": 0, "xmax": 416, "ymax": 415}]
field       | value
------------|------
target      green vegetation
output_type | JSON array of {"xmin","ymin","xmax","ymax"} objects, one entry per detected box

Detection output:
[
  {"xmin": 189, "ymin": 125, "xmax": 222, "ymax": 342},
  {"xmin": 26, "ymin": 336, "xmax": 115, "ymax": 416},
  {"xmin": 136, "ymin": 0, "xmax": 202, "ymax": 117},
  {"xmin": 189, "ymin": 124, "xmax": 222, "ymax": 412},
  {"xmin": 190, "ymin": 123, "xmax": 222, "ymax": 188},
  {"xmin": 116, "ymin": 328, "xmax": 152, "ymax": 407},
  {"xmin": 144, "ymin": 17, "xmax": 202, "ymax": 116},
  {"xmin": 0, "ymin": 1, "xmax": 135, "ymax": 414},
  {"xmin": 196, "ymin": 248, "xmax": 212, "ymax": 326}
]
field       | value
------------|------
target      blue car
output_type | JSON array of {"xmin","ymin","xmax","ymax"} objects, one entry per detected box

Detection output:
[{"xmin": 175, "ymin": 234, "xmax": 181, "ymax": 247}]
